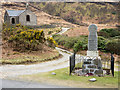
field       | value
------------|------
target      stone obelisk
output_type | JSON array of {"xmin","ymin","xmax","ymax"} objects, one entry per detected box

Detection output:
[{"xmin": 87, "ymin": 24, "xmax": 98, "ymax": 57}]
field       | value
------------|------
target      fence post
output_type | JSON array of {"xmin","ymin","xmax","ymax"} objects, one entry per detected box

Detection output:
[
  {"xmin": 73, "ymin": 52, "xmax": 76, "ymax": 68},
  {"xmin": 111, "ymin": 53, "xmax": 114, "ymax": 77},
  {"xmin": 69, "ymin": 53, "xmax": 76, "ymax": 75},
  {"xmin": 69, "ymin": 56, "xmax": 72, "ymax": 75}
]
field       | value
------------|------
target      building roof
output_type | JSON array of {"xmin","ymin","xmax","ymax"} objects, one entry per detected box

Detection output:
[{"xmin": 6, "ymin": 10, "xmax": 25, "ymax": 16}]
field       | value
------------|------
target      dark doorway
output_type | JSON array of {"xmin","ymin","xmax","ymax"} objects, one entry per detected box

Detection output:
[
  {"xmin": 11, "ymin": 18, "xmax": 15, "ymax": 24},
  {"xmin": 26, "ymin": 15, "xmax": 30, "ymax": 22}
]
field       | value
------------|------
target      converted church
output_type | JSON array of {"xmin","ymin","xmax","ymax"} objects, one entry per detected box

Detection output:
[{"xmin": 4, "ymin": 4, "xmax": 37, "ymax": 26}]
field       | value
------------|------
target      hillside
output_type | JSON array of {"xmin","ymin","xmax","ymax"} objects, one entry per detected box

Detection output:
[
  {"xmin": 1, "ymin": 2, "xmax": 66, "ymax": 64},
  {"xmin": 1, "ymin": 23, "xmax": 60, "ymax": 64},
  {"xmin": 1, "ymin": 2, "xmax": 119, "ymax": 27},
  {"xmin": 1, "ymin": 2, "xmax": 118, "ymax": 40},
  {"xmin": 33, "ymin": 2, "xmax": 118, "ymax": 25},
  {"xmin": 1, "ymin": 2, "xmax": 77, "ymax": 28}
]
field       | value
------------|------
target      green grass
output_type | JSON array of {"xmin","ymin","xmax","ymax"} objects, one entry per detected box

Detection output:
[
  {"xmin": 20, "ymin": 67, "xmax": 119, "ymax": 88},
  {"xmin": 118, "ymin": 71, "xmax": 120, "ymax": 90}
]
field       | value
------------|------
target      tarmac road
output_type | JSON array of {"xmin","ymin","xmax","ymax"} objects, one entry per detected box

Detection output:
[{"xmin": 0, "ymin": 79, "xmax": 68, "ymax": 88}]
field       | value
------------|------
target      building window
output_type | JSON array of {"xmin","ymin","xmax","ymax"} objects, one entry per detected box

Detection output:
[
  {"xmin": 11, "ymin": 18, "xmax": 15, "ymax": 24},
  {"xmin": 26, "ymin": 15, "xmax": 30, "ymax": 22}
]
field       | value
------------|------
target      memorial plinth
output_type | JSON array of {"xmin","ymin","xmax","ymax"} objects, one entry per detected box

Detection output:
[{"xmin": 82, "ymin": 24, "xmax": 103, "ymax": 76}]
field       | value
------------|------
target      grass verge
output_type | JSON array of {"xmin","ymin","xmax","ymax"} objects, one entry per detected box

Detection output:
[{"xmin": 18, "ymin": 67, "xmax": 119, "ymax": 88}]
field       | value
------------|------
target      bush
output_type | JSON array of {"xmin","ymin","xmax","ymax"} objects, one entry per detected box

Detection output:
[
  {"xmin": 47, "ymin": 37, "xmax": 58, "ymax": 48},
  {"xmin": 54, "ymin": 35, "xmax": 68, "ymax": 46},
  {"xmin": 2, "ymin": 24, "xmax": 46, "ymax": 51},
  {"xmin": 63, "ymin": 38, "xmax": 77, "ymax": 49},
  {"xmin": 48, "ymin": 31, "xmax": 53, "ymax": 35},
  {"xmin": 98, "ymin": 31, "xmax": 110, "ymax": 38},
  {"xmin": 73, "ymin": 38, "xmax": 87, "ymax": 52},
  {"xmin": 16, "ymin": 24, "xmax": 21, "ymax": 27},
  {"xmin": 105, "ymin": 39, "xmax": 120, "ymax": 55},
  {"xmin": 53, "ymin": 35, "xmax": 87, "ymax": 51},
  {"xmin": 98, "ymin": 36, "xmax": 107, "ymax": 51},
  {"xmin": 98, "ymin": 28, "xmax": 120, "ymax": 37},
  {"xmin": 7, "ymin": 29, "xmax": 45, "ymax": 51}
]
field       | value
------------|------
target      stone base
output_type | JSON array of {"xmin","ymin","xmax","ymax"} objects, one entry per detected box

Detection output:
[
  {"xmin": 82, "ymin": 56, "xmax": 103, "ymax": 75},
  {"xmin": 87, "ymin": 51, "xmax": 99, "ymax": 57},
  {"xmin": 74, "ymin": 69, "xmax": 105, "ymax": 76}
]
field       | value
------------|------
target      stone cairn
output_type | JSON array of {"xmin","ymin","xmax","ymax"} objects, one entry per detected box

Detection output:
[{"xmin": 82, "ymin": 24, "xmax": 103, "ymax": 76}]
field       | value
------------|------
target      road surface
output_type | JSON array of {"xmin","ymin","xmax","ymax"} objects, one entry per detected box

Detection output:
[{"xmin": 0, "ymin": 79, "xmax": 68, "ymax": 88}]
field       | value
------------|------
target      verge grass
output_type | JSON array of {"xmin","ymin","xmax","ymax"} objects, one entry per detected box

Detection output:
[{"xmin": 19, "ymin": 67, "xmax": 119, "ymax": 88}]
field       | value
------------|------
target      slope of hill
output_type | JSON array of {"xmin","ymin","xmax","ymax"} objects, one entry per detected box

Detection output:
[
  {"xmin": 1, "ymin": 2, "xmax": 66, "ymax": 64},
  {"xmin": 1, "ymin": 2, "xmax": 77, "ymax": 28},
  {"xmin": 33, "ymin": 2, "xmax": 118, "ymax": 25},
  {"xmin": 1, "ymin": 2, "xmax": 119, "ymax": 28},
  {"xmin": 1, "ymin": 23, "xmax": 60, "ymax": 64},
  {"xmin": 1, "ymin": 2, "xmax": 118, "ymax": 37}
]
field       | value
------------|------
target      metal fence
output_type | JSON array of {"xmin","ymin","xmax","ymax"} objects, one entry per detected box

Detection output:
[{"xmin": 69, "ymin": 53, "xmax": 114, "ymax": 76}]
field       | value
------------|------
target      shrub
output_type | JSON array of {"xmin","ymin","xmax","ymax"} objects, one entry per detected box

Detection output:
[
  {"xmin": 47, "ymin": 37, "xmax": 58, "ymax": 48},
  {"xmin": 98, "ymin": 28, "xmax": 120, "ymax": 37},
  {"xmin": 98, "ymin": 31, "xmax": 110, "ymax": 38},
  {"xmin": 3, "ymin": 24, "xmax": 46, "ymax": 51},
  {"xmin": 54, "ymin": 35, "xmax": 68, "ymax": 46},
  {"xmin": 48, "ymin": 31, "xmax": 53, "ymax": 35},
  {"xmin": 105, "ymin": 39, "xmax": 120, "ymax": 55},
  {"xmin": 63, "ymin": 38, "xmax": 77, "ymax": 49},
  {"xmin": 16, "ymin": 23, "xmax": 21, "ymax": 27},
  {"xmin": 98, "ymin": 36, "xmax": 107, "ymax": 51},
  {"xmin": 73, "ymin": 39, "xmax": 87, "ymax": 52},
  {"xmin": 54, "ymin": 35, "xmax": 88, "ymax": 51}
]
